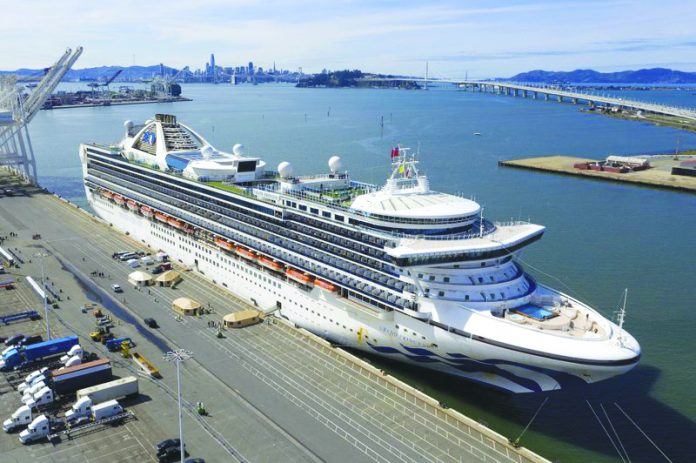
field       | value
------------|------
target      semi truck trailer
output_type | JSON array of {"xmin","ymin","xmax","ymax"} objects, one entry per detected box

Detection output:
[{"xmin": 0, "ymin": 336, "xmax": 79, "ymax": 371}]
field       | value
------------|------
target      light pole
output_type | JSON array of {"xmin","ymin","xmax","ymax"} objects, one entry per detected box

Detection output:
[
  {"xmin": 164, "ymin": 349, "xmax": 192, "ymax": 463},
  {"xmin": 33, "ymin": 252, "xmax": 50, "ymax": 340}
]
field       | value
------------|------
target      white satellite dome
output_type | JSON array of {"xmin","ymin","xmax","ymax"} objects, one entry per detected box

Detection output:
[
  {"xmin": 278, "ymin": 161, "xmax": 294, "ymax": 178},
  {"xmin": 232, "ymin": 144, "xmax": 245, "ymax": 156},
  {"xmin": 201, "ymin": 145, "xmax": 214, "ymax": 159},
  {"xmin": 328, "ymin": 155, "xmax": 342, "ymax": 173},
  {"xmin": 124, "ymin": 120, "xmax": 133, "ymax": 129}
]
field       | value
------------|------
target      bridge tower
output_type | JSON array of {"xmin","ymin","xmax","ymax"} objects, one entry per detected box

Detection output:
[{"xmin": 0, "ymin": 47, "xmax": 83, "ymax": 185}]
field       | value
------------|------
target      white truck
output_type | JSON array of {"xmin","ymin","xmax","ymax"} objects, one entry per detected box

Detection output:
[
  {"xmin": 65, "ymin": 396, "xmax": 93, "ymax": 425},
  {"xmin": 21, "ymin": 381, "xmax": 46, "ymax": 401},
  {"xmin": 76, "ymin": 376, "xmax": 139, "ymax": 403},
  {"xmin": 65, "ymin": 397, "xmax": 125, "ymax": 427},
  {"xmin": 59, "ymin": 355, "xmax": 82, "ymax": 369},
  {"xmin": 18, "ymin": 415, "xmax": 50, "ymax": 444},
  {"xmin": 92, "ymin": 400, "xmax": 123, "ymax": 421},
  {"xmin": 17, "ymin": 368, "xmax": 47, "ymax": 394},
  {"xmin": 3, "ymin": 405, "xmax": 32, "ymax": 432},
  {"xmin": 59, "ymin": 344, "xmax": 83, "ymax": 364},
  {"xmin": 23, "ymin": 386, "xmax": 54, "ymax": 409}
]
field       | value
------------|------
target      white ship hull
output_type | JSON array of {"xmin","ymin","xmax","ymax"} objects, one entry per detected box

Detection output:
[{"xmin": 87, "ymin": 191, "xmax": 636, "ymax": 393}]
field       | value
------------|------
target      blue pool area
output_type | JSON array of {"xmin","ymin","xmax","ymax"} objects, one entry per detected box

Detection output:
[{"xmin": 512, "ymin": 305, "xmax": 558, "ymax": 321}]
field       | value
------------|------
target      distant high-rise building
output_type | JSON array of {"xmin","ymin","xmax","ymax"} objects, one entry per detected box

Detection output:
[
  {"xmin": 159, "ymin": 63, "xmax": 165, "ymax": 76},
  {"xmin": 273, "ymin": 61, "xmax": 276, "ymax": 74},
  {"xmin": 209, "ymin": 53, "xmax": 216, "ymax": 82},
  {"xmin": 248, "ymin": 61, "xmax": 254, "ymax": 75}
]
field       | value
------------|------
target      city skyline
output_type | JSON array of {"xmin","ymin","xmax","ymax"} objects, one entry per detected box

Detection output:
[{"xmin": 1, "ymin": 0, "xmax": 696, "ymax": 79}]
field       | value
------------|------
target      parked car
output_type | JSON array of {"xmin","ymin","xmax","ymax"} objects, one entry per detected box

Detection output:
[
  {"xmin": 18, "ymin": 335, "xmax": 43, "ymax": 347},
  {"xmin": 185, "ymin": 459, "xmax": 205, "ymax": 463},
  {"xmin": 5, "ymin": 334, "xmax": 25, "ymax": 347},
  {"xmin": 158, "ymin": 445, "xmax": 186, "ymax": 462},
  {"xmin": 156, "ymin": 438, "xmax": 181, "ymax": 453},
  {"xmin": 111, "ymin": 284, "xmax": 123, "ymax": 293},
  {"xmin": 151, "ymin": 265, "xmax": 164, "ymax": 275},
  {"xmin": 144, "ymin": 318, "xmax": 158, "ymax": 329}
]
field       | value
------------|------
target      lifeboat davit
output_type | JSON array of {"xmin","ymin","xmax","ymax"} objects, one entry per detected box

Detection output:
[
  {"xmin": 113, "ymin": 194, "xmax": 125, "ymax": 206},
  {"xmin": 140, "ymin": 206, "xmax": 154, "ymax": 218},
  {"xmin": 215, "ymin": 238, "xmax": 235, "ymax": 251},
  {"xmin": 286, "ymin": 268, "xmax": 314, "ymax": 285},
  {"xmin": 236, "ymin": 246, "xmax": 256, "ymax": 260},
  {"xmin": 155, "ymin": 212, "xmax": 168, "ymax": 223},
  {"xmin": 100, "ymin": 190, "xmax": 114, "ymax": 200},
  {"xmin": 258, "ymin": 256, "xmax": 284, "ymax": 272},
  {"xmin": 314, "ymin": 279, "xmax": 338, "ymax": 292},
  {"xmin": 127, "ymin": 200, "xmax": 139, "ymax": 211}
]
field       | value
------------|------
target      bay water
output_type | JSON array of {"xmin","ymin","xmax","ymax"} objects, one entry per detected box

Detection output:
[{"xmin": 28, "ymin": 83, "xmax": 696, "ymax": 462}]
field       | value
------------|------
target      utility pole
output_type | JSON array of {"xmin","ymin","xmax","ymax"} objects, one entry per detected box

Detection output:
[
  {"xmin": 33, "ymin": 252, "xmax": 50, "ymax": 339},
  {"xmin": 164, "ymin": 349, "xmax": 193, "ymax": 463}
]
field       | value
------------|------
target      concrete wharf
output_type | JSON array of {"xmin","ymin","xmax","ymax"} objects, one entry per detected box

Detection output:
[
  {"xmin": 0, "ymin": 169, "xmax": 550, "ymax": 463},
  {"xmin": 499, "ymin": 155, "xmax": 696, "ymax": 193}
]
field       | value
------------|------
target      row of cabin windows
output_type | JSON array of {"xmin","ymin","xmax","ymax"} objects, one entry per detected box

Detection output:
[{"xmin": 286, "ymin": 200, "xmax": 346, "ymax": 224}]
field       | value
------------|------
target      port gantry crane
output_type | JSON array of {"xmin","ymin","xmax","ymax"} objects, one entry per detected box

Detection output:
[
  {"xmin": 88, "ymin": 68, "xmax": 122, "ymax": 98},
  {"xmin": 0, "ymin": 47, "xmax": 83, "ymax": 185}
]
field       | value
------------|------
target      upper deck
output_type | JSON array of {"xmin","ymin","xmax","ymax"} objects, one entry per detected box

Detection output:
[{"xmin": 84, "ymin": 115, "xmax": 545, "ymax": 262}]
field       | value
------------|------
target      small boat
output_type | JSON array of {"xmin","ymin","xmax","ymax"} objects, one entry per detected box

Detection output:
[
  {"xmin": 140, "ymin": 206, "xmax": 154, "ymax": 218},
  {"xmin": 113, "ymin": 194, "xmax": 125, "ymax": 206},
  {"xmin": 236, "ymin": 246, "xmax": 256, "ymax": 260},
  {"xmin": 473, "ymin": 132, "xmax": 482, "ymax": 136},
  {"xmin": 126, "ymin": 200, "xmax": 138, "ymax": 211},
  {"xmin": 286, "ymin": 268, "xmax": 314, "ymax": 285},
  {"xmin": 155, "ymin": 212, "xmax": 168, "ymax": 223},
  {"xmin": 314, "ymin": 279, "xmax": 338, "ymax": 292},
  {"xmin": 258, "ymin": 256, "xmax": 284, "ymax": 272},
  {"xmin": 215, "ymin": 238, "xmax": 235, "ymax": 251}
]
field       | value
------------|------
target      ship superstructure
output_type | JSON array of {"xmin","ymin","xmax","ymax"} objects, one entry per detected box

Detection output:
[{"xmin": 79, "ymin": 114, "xmax": 640, "ymax": 393}]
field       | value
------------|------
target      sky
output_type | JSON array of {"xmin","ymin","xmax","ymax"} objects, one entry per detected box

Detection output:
[{"xmin": 1, "ymin": 0, "xmax": 695, "ymax": 78}]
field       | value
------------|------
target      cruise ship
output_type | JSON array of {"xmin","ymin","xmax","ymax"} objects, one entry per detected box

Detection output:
[{"xmin": 79, "ymin": 114, "xmax": 641, "ymax": 393}]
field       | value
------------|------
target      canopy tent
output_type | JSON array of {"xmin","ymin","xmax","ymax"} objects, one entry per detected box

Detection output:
[
  {"xmin": 128, "ymin": 270, "xmax": 153, "ymax": 287},
  {"xmin": 172, "ymin": 297, "xmax": 201, "ymax": 316},
  {"xmin": 155, "ymin": 270, "xmax": 182, "ymax": 287},
  {"xmin": 223, "ymin": 309, "xmax": 262, "ymax": 328}
]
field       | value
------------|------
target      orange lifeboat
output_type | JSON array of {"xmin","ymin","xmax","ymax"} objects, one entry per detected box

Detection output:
[
  {"xmin": 140, "ymin": 206, "xmax": 154, "ymax": 218},
  {"xmin": 236, "ymin": 246, "xmax": 256, "ymax": 260},
  {"xmin": 113, "ymin": 194, "xmax": 125, "ymax": 206},
  {"xmin": 286, "ymin": 268, "xmax": 314, "ymax": 285},
  {"xmin": 215, "ymin": 238, "xmax": 235, "ymax": 251},
  {"xmin": 167, "ymin": 218, "xmax": 184, "ymax": 229},
  {"xmin": 314, "ymin": 279, "xmax": 338, "ymax": 292},
  {"xmin": 100, "ymin": 190, "xmax": 114, "ymax": 200},
  {"xmin": 258, "ymin": 256, "xmax": 284, "ymax": 272},
  {"xmin": 183, "ymin": 225, "xmax": 195, "ymax": 234},
  {"xmin": 127, "ymin": 200, "xmax": 139, "ymax": 211},
  {"xmin": 155, "ymin": 212, "xmax": 168, "ymax": 223}
]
